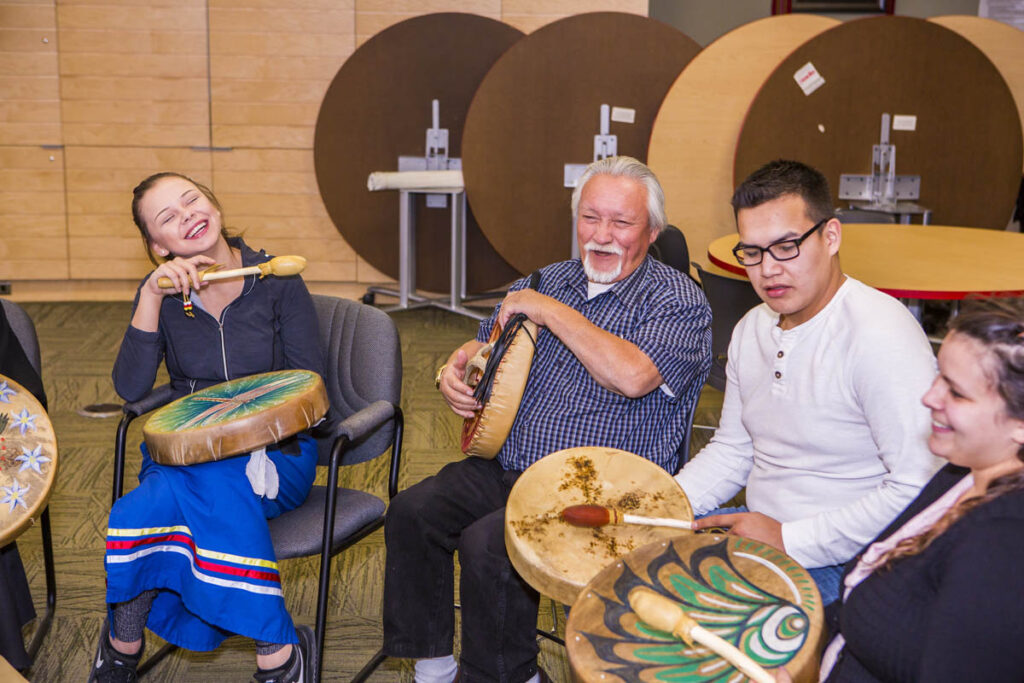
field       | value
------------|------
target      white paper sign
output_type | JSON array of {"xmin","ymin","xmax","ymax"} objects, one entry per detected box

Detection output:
[
  {"xmin": 793, "ymin": 62, "xmax": 825, "ymax": 96},
  {"xmin": 610, "ymin": 107, "xmax": 635, "ymax": 124},
  {"xmin": 892, "ymin": 115, "xmax": 917, "ymax": 131}
]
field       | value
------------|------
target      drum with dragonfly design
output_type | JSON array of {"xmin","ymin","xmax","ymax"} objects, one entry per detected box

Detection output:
[{"xmin": 142, "ymin": 369, "xmax": 328, "ymax": 466}]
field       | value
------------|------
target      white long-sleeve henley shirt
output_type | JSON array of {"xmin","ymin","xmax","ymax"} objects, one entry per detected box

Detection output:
[{"xmin": 675, "ymin": 277, "xmax": 941, "ymax": 568}]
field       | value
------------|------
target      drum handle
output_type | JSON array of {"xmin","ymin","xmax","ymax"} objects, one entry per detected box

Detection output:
[{"xmin": 471, "ymin": 271, "xmax": 542, "ymax": 404}]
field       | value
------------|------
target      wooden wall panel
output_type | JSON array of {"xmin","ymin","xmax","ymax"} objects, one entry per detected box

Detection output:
[
  {"xmin": 0, "ymin": 1, "xmax": 60, "ymax": 145},
  {"xmin": 2, "ymin": 2, "xmax": 645, "ymax": 299},
  {"xmin": 0, "ymin": 2, "xmax": 64, "ymax": 287},
  {"xmin": 500, "ymin": 0, "xmax": 646, "ymax": 34},
  {"xmin": 57, "ymin": 1, "xmax": 209, "ymax": 147},
  {"xmin": 0, "ymin": 147, "xmax": 67, "ymax": 281},
  {"xmin": 209, "ymin": 0, "xmax": 354, "ymax": 149},
  {"xmin": 63, "ymin": 147, "xmax": 213, "ymax": 281},
  {"xmin": 354, "ymin": 1, "xmax": 501, "ymax": 45},
  {"xmin": 211, "ymin": 149, "xmax": 363, "ymax": 283}
]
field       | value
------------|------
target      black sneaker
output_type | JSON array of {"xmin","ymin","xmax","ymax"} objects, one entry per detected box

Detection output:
[
  {"xmin": 251, "ymin": 625, "xmax": 319, "ymax": 683},
  {"xmin": 86, "ymin": 618, "xmax": 142, "ymax": 683}
]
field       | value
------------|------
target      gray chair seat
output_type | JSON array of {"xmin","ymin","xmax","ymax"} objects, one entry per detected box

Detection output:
[{"xmin": 270, "ymin": 487, "xmax": 386, "ymax": 559}]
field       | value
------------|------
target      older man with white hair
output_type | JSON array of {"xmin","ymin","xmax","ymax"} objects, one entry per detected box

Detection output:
[{"xmin": 381, "ymin": 156, "xmax": 711, "ymax": 683}]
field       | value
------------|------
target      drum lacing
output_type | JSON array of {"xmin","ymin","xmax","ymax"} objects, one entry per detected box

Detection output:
[{"xmin": 472, "ymin": 313, "xmax": 537, "ymax": 405}]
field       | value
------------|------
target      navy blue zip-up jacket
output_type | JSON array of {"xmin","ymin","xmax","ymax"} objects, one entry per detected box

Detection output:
[{"xmin": 113, "ymin": 238, "xmax": 325, "ymax": 403}]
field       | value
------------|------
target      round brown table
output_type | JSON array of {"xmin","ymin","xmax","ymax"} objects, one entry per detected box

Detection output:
[
  {"xmin": 734, "ymin": 16, "xmax": 1022, "ymax": 231},
  {"xmin": 313, "ymin": 13, "xmax": 524, "ymax": 293},
  {"xmin": 462, "ymin": 12, "xmax": 701, "ymax": 276},
  {"xmin": 647, "ymin": 14, "xmax": 840, "ymax": 269},
  {"xmin": 929, "ymin": 15, "xmax": 1024, "ymax": 174},
  {"xmin": 708, "ymin": 224, "xmax": 1024, "ymax": 300}
]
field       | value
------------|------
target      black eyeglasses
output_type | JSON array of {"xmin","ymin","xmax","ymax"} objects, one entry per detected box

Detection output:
[{"xmin": 731, "ymin": 217, "xmax": 829, "ymax": 266}]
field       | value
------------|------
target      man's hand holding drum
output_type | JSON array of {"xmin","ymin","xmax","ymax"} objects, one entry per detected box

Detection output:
[{"xmin": 437, "ymin": 343, "xmax": 483, "ymax": 418}]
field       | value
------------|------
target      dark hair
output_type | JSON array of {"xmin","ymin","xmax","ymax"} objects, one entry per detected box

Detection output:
[
  {"xmin": 876, "ymin": 298, "xmax": 1024, "ymax": 570},
  {"xmin": 731, "ymin": 159, "xmax": 834, "ymax": 224},
  {"xmin": 131, "ymin": 172, "xmax": 230, "ymax": 265}
]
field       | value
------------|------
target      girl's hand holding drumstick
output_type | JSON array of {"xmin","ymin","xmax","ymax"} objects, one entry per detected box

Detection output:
[
  {"xmin": 148, "ymin": 255, "xmax": 217, "ymax": 296},
  {"xmin": 133, "ymin": 255, "xmax": 216, "ymax": 332},
  {"xmin": 155, "ymin": 255, "xmax": 307, "ymax": 289}
]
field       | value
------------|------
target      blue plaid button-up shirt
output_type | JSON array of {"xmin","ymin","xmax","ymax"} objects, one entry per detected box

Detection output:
[{"xmin": 478, "ymin": 256, "xmax": 711, "ymax": 473}]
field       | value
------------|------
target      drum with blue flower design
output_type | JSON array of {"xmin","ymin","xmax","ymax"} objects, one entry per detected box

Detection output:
[{"xmin": 0, "ymin": 375, "xmax": 57, "ymax": 545}]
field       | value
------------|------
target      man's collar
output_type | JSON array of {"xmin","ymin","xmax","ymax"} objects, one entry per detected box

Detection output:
[{"xmin": 560, "ymin": 255, "xmax": 652, "ymax": 306}]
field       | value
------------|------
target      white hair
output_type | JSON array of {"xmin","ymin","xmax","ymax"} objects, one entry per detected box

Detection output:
[{"xmin": 570, "ymin": 155, "xmax": 667, "ymax": 237}]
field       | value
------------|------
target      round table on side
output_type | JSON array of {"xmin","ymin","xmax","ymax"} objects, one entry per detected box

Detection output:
[{"xmin": 708, "ymin": 224, "xmax": 1024, "ymax": 300}]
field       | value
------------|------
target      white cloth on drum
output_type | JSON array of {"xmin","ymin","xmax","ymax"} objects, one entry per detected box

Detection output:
[{"xmin": 246, "ymin": 447, "xmax": 279, "ymax": 499}]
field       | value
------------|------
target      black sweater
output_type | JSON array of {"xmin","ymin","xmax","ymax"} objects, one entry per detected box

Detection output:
[{"xmin": 825, "ymin": 463, "xmax": 1024, "ymax": 682}]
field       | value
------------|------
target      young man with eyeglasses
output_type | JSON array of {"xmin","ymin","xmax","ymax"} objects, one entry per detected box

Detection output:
[{"xmin": 675, "ymin": 159, "xmax": 940, "ymax": 605}]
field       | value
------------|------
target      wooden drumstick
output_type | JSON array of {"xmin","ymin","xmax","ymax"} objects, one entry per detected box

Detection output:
[
  {"xmin": 561, "ymin": 504, "xmax": 693, "ymax": 531},
  {"xmin": 157, "ymin": 255, "xmax": 307, "ymax": 288},
  {"xmin": 630, "ymin": 588, "xmax": 775, "ymax": 683}
]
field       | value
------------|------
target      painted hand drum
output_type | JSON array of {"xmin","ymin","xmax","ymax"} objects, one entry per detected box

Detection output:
[
  {"xmin": 461, "ymin": 316, "xmax": 538, "ymax": 459},
  {"xmin": 567, "ymin": 534, "xmax": 824, "ymax": 683},
  {"xmin": 0, "ymin": 375, "xmax": 58, "ymax": 545},
  {"xmin": 143, "ymin": 369, "xmax": 328, "ymax": 466},
  {"xmin": 505, "ymin": 446, "xmax": 693, "ymax": 606}
]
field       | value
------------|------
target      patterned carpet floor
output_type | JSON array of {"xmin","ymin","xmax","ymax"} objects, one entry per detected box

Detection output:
[{"xmin": 9, "ymin": 301, "xmax": 720, "ymax": 682}]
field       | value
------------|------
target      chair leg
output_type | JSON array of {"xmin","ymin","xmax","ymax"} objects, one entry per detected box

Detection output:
[
  {"xmin": 137, "ymin": 642, "xmax": 177, "ymax": 678},
  {"xmin": 536, "ymin": 598, "xmax": 565, "ymax": 647},
  {"xmin": 314, "ymin": 552, "xmax": 331, "ymax": 683},
  {"xmin": 350, "ymin": 648, "xmax": 388, "ymax": 683},
  {"xmin": 25, "ymin": 506, "xmax": 56, "ymax": 661},
  {"xmin": 316, "ymin": 438, "xmax": 347, "ymax": 683}
]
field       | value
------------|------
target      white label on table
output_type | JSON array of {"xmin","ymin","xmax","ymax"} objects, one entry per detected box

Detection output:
[
  {"xmin": 892, "ymin": 115, "xmax": 917, "ymax": 131},
  {"xmin": 611, "ymin": 107, "xmax": 635, "ymax": 124},
  {"xmin": 793, "ymin": 62, "xmax": 825, "ymax": 96}
]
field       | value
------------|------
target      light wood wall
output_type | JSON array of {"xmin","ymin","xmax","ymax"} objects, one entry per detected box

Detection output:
[{"xmin": 0, "ymin": 0, "xmax": 646, "ymax": 301}]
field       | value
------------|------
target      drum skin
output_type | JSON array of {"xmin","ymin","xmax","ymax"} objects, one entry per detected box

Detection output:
[
  {"xmin": 461, "ymin": 319, "xmax": 538, "ymax": 459},
  {"xmin": 0, "ymin": 374, "xmax": 58, "ymax": 545},
  {"xmin": 567, "ymin": 534, "xmax": 824, "ymax": 683},
  {"xmin": 505, "ymin": 446, "xmax": 693, "ymax": 607},
  {"xmin": 143, "ymin": 370, "xmax": 328, "ymax": 466}
]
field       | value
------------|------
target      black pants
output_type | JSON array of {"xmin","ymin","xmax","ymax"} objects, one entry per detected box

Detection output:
[
  {"xmin": 0, "ymin": 542, "xmax": 35, "ymax": 670},
  {"xmin": 382, "ymin": 458, "xmax": 541, "ymax": 683}
]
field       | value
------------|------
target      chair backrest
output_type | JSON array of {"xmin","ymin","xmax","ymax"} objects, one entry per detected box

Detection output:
[
  {"xmin": 647, "ymin": 224, "xmax": 690, "ymax": 275},
  {"xmin": 835, "ymin": 208, "xmax": 896, "ymax": 224},
  {"xmin": 1, "ymin": 300, "xmax": 42, "ymax": 375},
  {"xmin": 691, "ymin": 263, "xmax": 762, "ymax": 390},
  {"xmin": 312, "ymin": 294, "xmax": 402, "ymax": 466}
]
